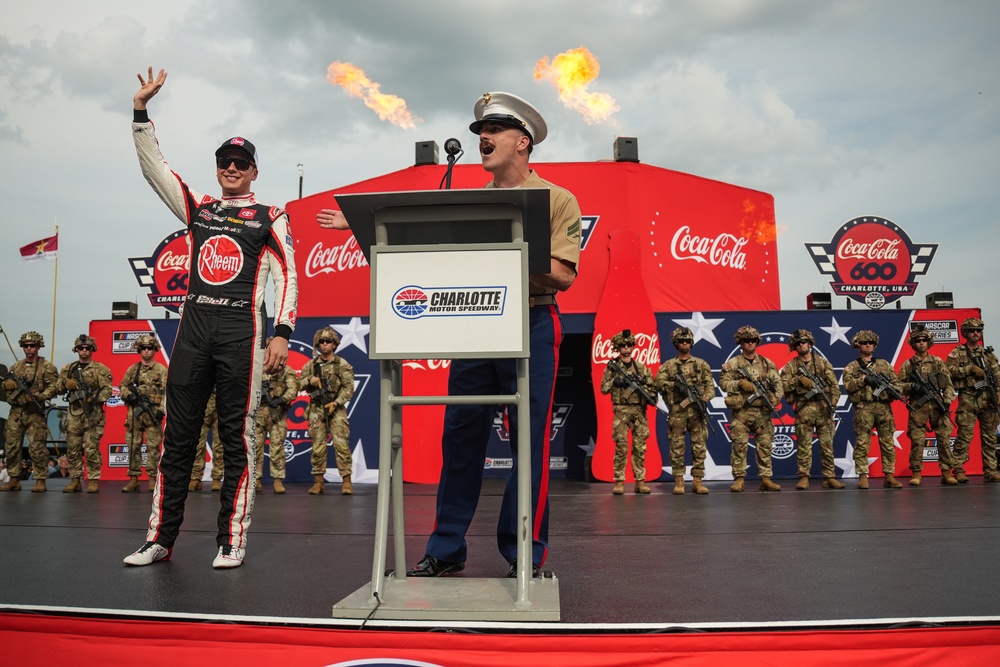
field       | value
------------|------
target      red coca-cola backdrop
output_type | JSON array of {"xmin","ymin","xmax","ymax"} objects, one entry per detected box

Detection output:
[{"xmin": 284, "ymin": 160, "xmax": 779, "ymax": 318}]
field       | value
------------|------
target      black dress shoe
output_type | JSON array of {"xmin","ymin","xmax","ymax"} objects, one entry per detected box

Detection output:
[
  {"xmin": 406, "ymin": 555, "xmax": 465, "ymax": 577},
  {"xmin": 506, "ymin": 561, "xmax": 540, "ymax": 578}
]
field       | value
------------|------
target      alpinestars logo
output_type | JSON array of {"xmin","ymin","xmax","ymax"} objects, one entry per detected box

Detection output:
[{"xmin": 805, "ymin": 216, "xmax": 937, "ymax": 309}]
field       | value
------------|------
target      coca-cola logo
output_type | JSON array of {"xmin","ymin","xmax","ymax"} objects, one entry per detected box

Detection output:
[
  {"xmin": 670, "ymin": 225, "xmax": 748, "ymax": 270},
  {"xmin": 592, "ymin": 332, "xmax": 660, "ymax": 366},
  {"xmin": 836, "ymin": 238, "xmax": 901, "ymax": 261},
  {"xmin": 198, "ymin": 235, "xmax": 244, "ymax": 285},
  {"xmin": 806, "ymin": 216, "xmax": 937, "ymax": 309},
  {"xmin": 155, "ymin": 249, "xmax": 190, "ymax": 273},
  {"xmin": 304, "ymin": 237, "xmax": 369, "ymax": 278},
  {"xmin": 401, "ymin": 359, "xmax": 452, "ymax": 371}
]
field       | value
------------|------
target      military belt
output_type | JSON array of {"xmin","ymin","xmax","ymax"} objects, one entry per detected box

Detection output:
[{"xmin": 529, "ymin": 294, "xmax": 557, "ymax": 307}]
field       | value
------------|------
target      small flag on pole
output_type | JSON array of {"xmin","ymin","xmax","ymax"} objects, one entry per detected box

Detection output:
[{"xmin": 19, "ymin": 234, "xmax": 59, "ymax": 262}]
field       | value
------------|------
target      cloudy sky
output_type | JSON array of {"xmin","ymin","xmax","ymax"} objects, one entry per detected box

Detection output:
[{"xmin": 2, "ymin": 0, "xmax": 998, "ymax": 379}]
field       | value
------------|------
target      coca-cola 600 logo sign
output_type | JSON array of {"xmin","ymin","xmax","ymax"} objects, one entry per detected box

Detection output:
[
  {"xmin": 805, "ymin": 216, "xmax": 937, "ymax": 309},
  {"xmin": 129, "ymin": 229, "xmax": 190, "ymax": 314}
]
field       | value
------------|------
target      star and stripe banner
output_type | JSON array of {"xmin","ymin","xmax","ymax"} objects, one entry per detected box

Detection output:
[{"xmin": 19, "ymin": 234, "xmax": 59, "ymax": 262}]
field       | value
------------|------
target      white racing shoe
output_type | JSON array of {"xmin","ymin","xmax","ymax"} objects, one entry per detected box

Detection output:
[
  {"xmin": 123, "ymin": 541, "xmax": 171, "ymax": 566},
  {"xmin": 212, "ymin": 545, "xmax": 246, "ymax": 569}
]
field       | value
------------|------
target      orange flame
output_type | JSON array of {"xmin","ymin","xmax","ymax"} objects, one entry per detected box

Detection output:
[
  {"xmin": 326, "ymin": 61, "xmax": 418, "ymax": 129},
  {"xmin": 740, "ymin": 199, "xmax": 778, "ymax": 244},
  {"xmin": 533, "ymin": 46, "xmax": 619, "ymax": 125}
]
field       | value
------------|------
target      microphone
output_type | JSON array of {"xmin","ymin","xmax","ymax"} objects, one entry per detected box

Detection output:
[{"xmin": 444, "ymin": 138, "xmax": 462, "ymax": 155}]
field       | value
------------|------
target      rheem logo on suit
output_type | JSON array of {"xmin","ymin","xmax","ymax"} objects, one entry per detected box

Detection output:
[{"xmin": 198, "ymin": 235, "xmax": 244, "ymax": 285}]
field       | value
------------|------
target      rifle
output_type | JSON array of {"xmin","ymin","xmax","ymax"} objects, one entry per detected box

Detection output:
[
  {"xmin": 737, "ymin": 365, "xmax": 780, "ymax": 418},
  {"xmin": 606, "ymin": 358, "xmax": 664, "ymax": 412},
  {"xmin": 65, "ymin": 364, "xmax": 97, "ymax": 416},
  {"xmin": 127, "ymin": 380, "xmax": 163, "ymax": 432},
  {"xmin": 1, "ymin": 365, "xmax": 47, "ymax": 412},
  {"xmin": 970, "ymin": 346, "xmax": 999, "ymax": 412},
  {"xmin": 907, "ymin": 370, "xmax": 957, "ymax": 428},
  {"xmin": 308, "ymin": 360, "xmax": 336, "ymax": 429},
  {"xmin": 673, "ymin": 371, "xmax": 716, "ymax": 433},
  {"xmin": 859, "ymin": 363, "xmax": 912, "ymax": 409},
  {"xmin": 262, "ymin": 378, "xmax": 287, "ymax": 411},
  {"xmin": 798, "ymin": 364, "xmax": 835, "ymax": 415}
]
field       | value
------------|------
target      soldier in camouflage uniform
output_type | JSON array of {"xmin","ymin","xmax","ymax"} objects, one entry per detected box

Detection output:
[
  {"xmin": 600, "ymin": 329, "xmax": 656, "ymax": 495},
  {"xmin": 299, "ymin": 326, "xmax": 355, "ymax": 495},
  {"xmin": 843, "ymin": 329, "xmax": 903, "ymax": 489},
  {"xmin": 720, "ymin": 325, "xmax": 783, "ymax": 492},
  {"xmin": 780, "ymin": 329, "xmax": 843, "ymax": 491},
  {"xmin": 946, "ymin": 317, "xmax": 1000, "ymax": 483},
  {"xmin": 655, "ymin": 326, "xmax": 715, "ymax": 495},
  {"xmin": 897, "ymin": 325, "xmax": 957, "ymax": 486},
  {"xmin": 255, "ymin": 339, "xmax": 299, "ymax": 494},
  {"xmin": 57, "ymin": 334, "xmax": 114, "ymax": 493},
  {"xmin": 189, "ymin": 391, "xmax": 224, "ymax": 492},
  {"xmin": 119, "ymin": 334, "xmax": 168, "ymax": 493},
  {"xmin": 1, "ymin": 332, "xmax": 59, "ymax": 492}
]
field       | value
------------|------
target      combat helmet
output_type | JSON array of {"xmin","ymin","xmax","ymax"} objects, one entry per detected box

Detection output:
[
  {"xmin": 72, "ymin": 333, "xmax": 98, "ymax": 352},
  {"xmin": 851, "ymin": 329, "xmax": 879, "ymax": 348},
  {"xmin": 18, "ymin": 331, "xmax": 44, "ymax": 349},
  {"xmin": 734, "ymin": 325, "xmax": 760, "ymax": 343},
  {"xmin": 313, "ymin": 326, "xmax": 341, "ymax": 349},
  {"xmin": 908, "ymin": 324, "xmax": 934, "ymax": 348},
  {"xmin": 961, "ymin": 317, "xmax": 984, "ymax": 336},
  {"xmin": 788, "ymin": 329, "xmax": 815, "ymax": 349},
  {"xmin": 670, "ymin": 327, "xmax": 694, "ymax": 348},
  {"xmin": 133, "ymin": 333, "xmax": 160, "ymax": 351},
  {"xmin": 611, "ymin": 329, "xmax": 637, "ymax": 349}
]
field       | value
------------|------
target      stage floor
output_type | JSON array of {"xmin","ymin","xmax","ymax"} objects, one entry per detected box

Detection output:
[{"xmin": 2, "ymin": 476, "xmax": 999, "ymax": 629}]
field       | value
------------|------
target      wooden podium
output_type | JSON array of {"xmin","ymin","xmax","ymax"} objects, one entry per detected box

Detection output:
[{"xmin": 331, "ymin": 188, "xmax": 561, "ymax": 621}]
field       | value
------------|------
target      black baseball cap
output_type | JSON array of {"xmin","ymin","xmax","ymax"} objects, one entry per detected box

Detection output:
[{"xmin": 215, "ymin": 137, "xmax": 258, "ymax": 166}]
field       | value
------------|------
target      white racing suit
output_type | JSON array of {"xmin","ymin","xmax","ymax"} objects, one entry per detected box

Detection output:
[{"xmin": 133, "ymin": 111, "xmax": 297, "ymax": 550}]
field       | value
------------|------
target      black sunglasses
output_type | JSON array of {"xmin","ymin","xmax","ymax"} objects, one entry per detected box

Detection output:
[
  {"xmin": 76, "ymin": 345, "xmax": 94, "ymax": 351},
  {"xmin": 138, "ymin": 346, "xmax": 156, "ymax": 351},
  {"xmin": 21, "ymin": 343, "xmax": 39, "ymax": 349},
  {"xmin": 216, "ymin": 157, "xmax": 254, "ymax": 171}
]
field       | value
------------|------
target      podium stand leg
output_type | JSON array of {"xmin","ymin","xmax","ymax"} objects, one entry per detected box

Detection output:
[{"xmin": 333, "ymin": 358, "xmax": 560, "ymax": 620}]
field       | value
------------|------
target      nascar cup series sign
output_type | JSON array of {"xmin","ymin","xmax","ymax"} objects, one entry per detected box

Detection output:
[{"xmin": 805, "ymin": 216, "xmax": 937, "ymax": 309}]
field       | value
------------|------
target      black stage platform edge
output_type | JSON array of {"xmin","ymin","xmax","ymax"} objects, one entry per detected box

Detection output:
[{"xmin": 2, "ymin": 477, "xmax": 1000, "ymax": 628}]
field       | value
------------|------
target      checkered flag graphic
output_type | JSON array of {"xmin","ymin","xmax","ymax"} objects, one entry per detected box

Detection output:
[
  {"xmin": 130, "ymin": 256, "xmax": 155, "ymax": 287},
  {"xmin": 909, "ymin": 244, "xmax": 937, "ymax": 276},
  {"xmin": 804, "ymin": 243, "xmax": 836, "ymax": 275}
]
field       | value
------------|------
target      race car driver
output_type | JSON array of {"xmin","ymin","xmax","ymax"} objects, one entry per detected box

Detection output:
[{"xmin": 124, "ymin": 67, "xmax": 298, "ymax": 569}]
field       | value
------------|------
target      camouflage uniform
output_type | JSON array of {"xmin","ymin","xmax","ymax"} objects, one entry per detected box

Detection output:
[
  {"xmin": 843, "ymin": 331, "xmax": 902, "ymax": 478},
  {"xmin": 655, "ymin": 334, "xmax": 715, "ymax": 480},
  {"xmin": 254, "ymin": 365, "xmax": 299, "ymax": 481},
  {"xmin": 299, "ymin": 350, "xmax": 355, "ymax": 478},
  {"xmin": 720, "ymin": 326, "xmax": 782, "ymax": 485},
  {"xmin": 119, "ymin": 357, "xmax": 168, "ymax": 479},
  {"xmin": 898, "ymin": 327, "xmax": 956, "ymax": 479},
  {"xmin": 780, "ymin": 331, "xmax": 841, "ymax": 482},
  {"xmin": 190, "ymin": 392, "xmax": 224, "ymax": 483},
  {"xmin": 58, "ymin": 340, "xmax": 114, "ymax": 482},
  {"xmin": 600, "ymin": 331, "xmax": 656, "ymax": 485},
  {"xmin": 2, "ymin": 332, "xmax": 59, "ymax": 483},
  {"xmin": 946, "ymin": 317, "xmax": 1000, "ymax": 481}
]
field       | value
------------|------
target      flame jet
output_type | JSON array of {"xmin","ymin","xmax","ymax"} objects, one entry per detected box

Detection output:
[
  {"xmin": 534, "ymin": 46, "xmax": 619, "ymax": 125},
  {"xmin": 326, "ymin": 62, "xmax": 419, "ymax": 129}
]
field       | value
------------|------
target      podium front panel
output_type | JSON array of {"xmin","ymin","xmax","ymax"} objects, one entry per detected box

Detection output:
[{"xmin": 370, "ymin": 243, "xmax": 528, "ymax": 359}]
